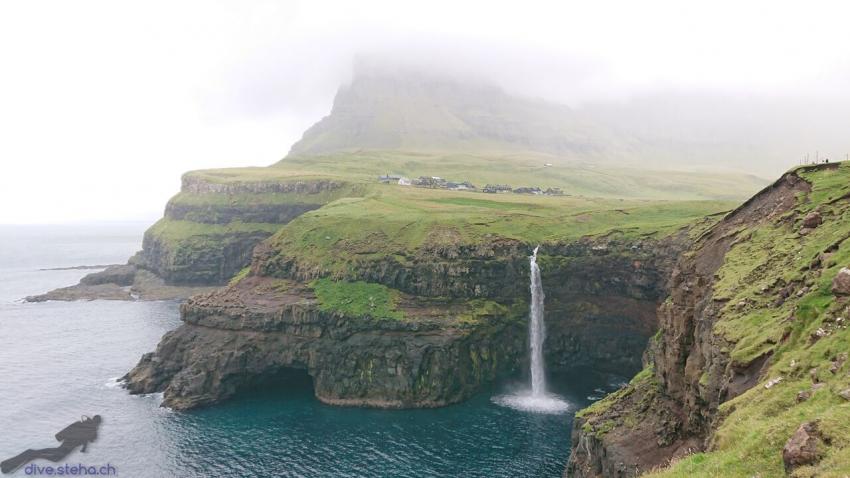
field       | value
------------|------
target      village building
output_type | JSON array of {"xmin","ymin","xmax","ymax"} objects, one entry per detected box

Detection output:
[
  {"xmin": 412, "ymin": 176, "xmax": 448, "ymax": 188},
  {"xmin": 446, "ymin": 181, "xmax": 477, "ymax": 191},
  {"xmin": 483, "ymin": 184, "xmax": 512, "ymax": 193}
]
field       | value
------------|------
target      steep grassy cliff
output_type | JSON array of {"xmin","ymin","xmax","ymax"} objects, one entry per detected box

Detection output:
[
  {"xmin": 131, "ymin": 171, "xmax": 364, "ymax": 284},
  {"xmin": 567, "ymin": 161, "xmax": 850, "ymax": 477}
]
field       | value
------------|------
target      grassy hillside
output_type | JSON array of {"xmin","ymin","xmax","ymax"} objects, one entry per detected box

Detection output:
[
  {"xmin": 648, "ymin": 163, "xmax": 850, "ymax": 477},
  {"xmin": 261, "ymin": 180, "xmax": 735, "ymax": 278},
  {"xmin": 280, "ymin": 151, "xmax": 767, "ymax": 201},
  {"xmin": 183, "ymin": 150, "xmax": 766, "ymax": 202},
  {"xmin": 157, "ymin": 150, "xmax": 759, "ymax": 285},
  {"xmin": 146, "ymin": 219, "xmax": 283, "ymax": 242}
]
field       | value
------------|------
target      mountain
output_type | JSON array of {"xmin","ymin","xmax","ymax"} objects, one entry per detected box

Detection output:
[
  {"xmin": 291, "ymin": 69, "xmax": 850, "ymax": 178},
  {"xmin": 289, "ymin": 72, "xmax": 630, "ymax": 159},
  {"xmin": 282, "ymin": 71, "xmax": 769, "ymax": 203}
]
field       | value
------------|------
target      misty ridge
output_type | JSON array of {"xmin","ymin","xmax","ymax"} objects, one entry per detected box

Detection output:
[
  {"xmin": 5, "ymin": 1, "xmax": 850, "ymax": 225},
  {"xmin": 283, "ymin": 59, "xmax": 850, "ymax": 178}
]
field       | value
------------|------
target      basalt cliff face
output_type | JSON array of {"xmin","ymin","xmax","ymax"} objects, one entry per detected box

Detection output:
[
  {"xmin": 124, "ymin": 276, "xmax": 526, "ymax": 409},
  {"xmin": 540, "ymin": 238, "xmax": 687, "ymax": 374},
  {"xmin": 131, "ymin": 176, "xmax": 349, "ymax": 286},
  {"xmin": 566, "ymin": 162, "xmax": 850, "ymax": 477},
  {"xmin": 124, "ymin": 231, "xmax": 689, "ymax": 410}
]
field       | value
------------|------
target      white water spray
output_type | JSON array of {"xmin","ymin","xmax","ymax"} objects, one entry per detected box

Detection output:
[{"xmin": 492, "ymin": 246, "xmax": 570, "ymax": 414}]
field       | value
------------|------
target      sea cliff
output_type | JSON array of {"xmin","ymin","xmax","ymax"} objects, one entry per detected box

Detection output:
[
  {"xmin": 124, "ymin": 230, "xmax": 690, "ymax": 410},
  {"xmin": 566, "ymin": 162, "xmax": 850, "ymax": 477}
]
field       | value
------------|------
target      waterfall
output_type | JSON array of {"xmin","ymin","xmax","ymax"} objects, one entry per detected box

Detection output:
[
  {"xmin": 529, "ymin": 245, "xmax": 546, "ymax": 396},
  {"xmin": 491, "ymin": 245, "xmax": 569, "ymax": 414}
]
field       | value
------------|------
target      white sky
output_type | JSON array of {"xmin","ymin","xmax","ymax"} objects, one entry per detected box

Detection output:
[{"xmin": 1, "ymin": 0, "xmax": 849, "ymax": 224}]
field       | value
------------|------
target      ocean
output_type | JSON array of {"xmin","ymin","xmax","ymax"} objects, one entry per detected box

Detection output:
[{"xmin": 0, "ymin": 224, "xmax": 623, "ymax": 477}]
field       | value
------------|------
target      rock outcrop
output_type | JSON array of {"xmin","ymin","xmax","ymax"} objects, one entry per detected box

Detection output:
[
  {"xmin": 180, "ymin": 176, "xmax": 344, "ymax": 195},
  {"xmin": 132, "ymin": 228, "xmax": 275, "ymax": 286},
  {"xmin": 26, "ymin": 266, "xmax": 215, "ymax": 302},
  {"xmin": 832, "ymin": 267, "xmax": 850, "ymax": 296},
  {"xmin": 79, "ymin": 264, "xmax": 136, "ymax": 286},
  {"xmin": 782, "ymin": 421, "xmax": 823, "ymax": 473},
  {"xmin": 802, "ymin": 211, "xmax": 822, "ymax": 229}
]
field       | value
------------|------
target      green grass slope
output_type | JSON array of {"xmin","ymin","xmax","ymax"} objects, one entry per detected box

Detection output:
[
  {"xmin": 643, "ymin": 162, "xmax": 850, "ymax": 477},
  {"xmin": 262, "ymin": 180, "xmax": 736, "ymax": 278},
  {"xmin": 186, "ymin": 149, "xmax": 766, "ymax": 202},
  {"xmin": 279, "ymin": 151, "xmax": 767, "ymax": 201}
]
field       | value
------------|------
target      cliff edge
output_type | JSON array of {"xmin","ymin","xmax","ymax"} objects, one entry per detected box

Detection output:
[{"xmin": 567, "ymin": 161, "xmax": 850, "ymax": 477}]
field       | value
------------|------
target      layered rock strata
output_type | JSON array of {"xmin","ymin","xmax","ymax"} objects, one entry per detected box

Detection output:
[{"xmin": 125, "ymin": 233, "xmax": 688, "ymax": 410}]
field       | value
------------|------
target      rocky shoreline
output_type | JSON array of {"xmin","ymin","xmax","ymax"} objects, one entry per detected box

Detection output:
[{"xmin": 26, "ymin": 264, "xmax": 215, "ymax": 302}]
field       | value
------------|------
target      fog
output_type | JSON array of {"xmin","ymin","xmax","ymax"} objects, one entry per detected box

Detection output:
[{"xmin": 1, "ymin": 0, "xmax": 849, "ymax": 223}]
